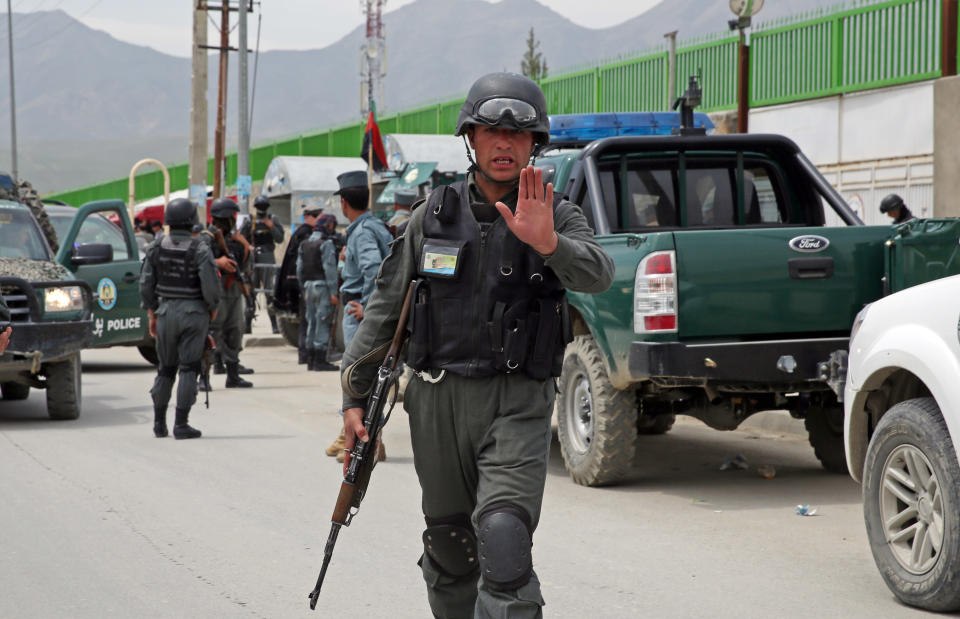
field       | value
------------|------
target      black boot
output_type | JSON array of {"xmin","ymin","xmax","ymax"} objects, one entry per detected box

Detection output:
[
  {"xmin": 298, "ymin": 347, "xmax": 308, "ymax": 365},
  {"xmin": 225, "ymin": 363, "xmax": 253, "ymax": 388},
  {"xmin": 313, "ymin": 349, "xmax": 339, "ymax": 372},
  {"xmin": 197, "ymin": 374, "xmax": 212, "ymax": 392},
  {"xmin": 236, "ymin": 363, "xmax": 254, "ymax": 375},
  {"xmin": 306, "ymin": 349, "xmax": 316, "ymax": 371},
  {"xmin": 173, "ymin": 407, "xmax": 201, "ymax": 439},
  {"xmin": 153, "ymin": 407, "xmax": 168, "ymax": 438},
  {"xmin": 213, "ymin": 359, "xmax": 226, "ymax": 375},
  {"xmin": 270, "ymin": 314, "xmax": 279, "ymax": 334}
]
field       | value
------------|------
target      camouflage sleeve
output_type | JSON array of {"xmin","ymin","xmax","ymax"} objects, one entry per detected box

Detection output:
[
  {"xmin": 138, "ymin": 245, "xmax": 160, "ymax": 311},
  {"xmin": 340, "ymin": 212, "xmax": 421, "ymax": 411},
  {"xmin": 542, "ymin": 200, "xmax": 614, "ymax": 294}
]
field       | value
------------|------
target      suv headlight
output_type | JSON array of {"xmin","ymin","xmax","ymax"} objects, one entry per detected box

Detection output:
[{"xmin": 44, "ymin": 286, "xmax": 84, "ymax": 313}]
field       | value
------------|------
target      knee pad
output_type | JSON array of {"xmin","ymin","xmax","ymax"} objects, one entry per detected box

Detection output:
[
  {"xmin": 179, "ymin": 361, "xmax": 202, "ymax": 375},
  {"xmin": 422, "ymin": 513, "xmax": 478, "ymax": 578},
  {"xmin": 158, "ymin": 365, "xmax": 177, "ymax": 379},
  {"xmin": 477, "ymin": 503, "xmax": 533, "ymax": 591}
]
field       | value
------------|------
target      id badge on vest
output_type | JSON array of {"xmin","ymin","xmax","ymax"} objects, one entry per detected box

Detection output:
[{"xmin": 419, "ymin": 239, "xmax": 465, "ymax": 280}]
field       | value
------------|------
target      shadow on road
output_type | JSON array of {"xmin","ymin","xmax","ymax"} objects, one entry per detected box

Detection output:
[
  {"xmin": 82, "ymin": 361, "xmax": 155, "ymax": 374},
  {"xmin": 546, "ymin": 423, "xmax": 861, "ymax": 511},
  {"xmin": 0, "ymin": 391, "xmax": 146, "ymax": 430}
]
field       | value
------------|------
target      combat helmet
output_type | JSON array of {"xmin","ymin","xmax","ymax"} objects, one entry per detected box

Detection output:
[
  {"xmin": 210, "ymin": 197, "xmax": 240, "ymax": 219},
  {"xmin": 164, "ymin": 198, "xmax": 198, "ymax": 228},
  {"xmin": 879, "ymin": 193, "xmax": 905, "ymax": 214},
  {"xmin": 455, "ymin": 72, "xmax": 550, "ymax": 147},
  {"xmin": 253, "ymin": 195, "xmax": 270, "ymax": 211}
]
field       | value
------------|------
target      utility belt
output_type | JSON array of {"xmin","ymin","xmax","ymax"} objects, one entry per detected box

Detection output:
[
  {"xmin": 405, "ymin": 279, "xmax": 571, "ymax": 381},
  {"xmin": 341, "ymin": 291, "xmax": 362, "ymax": 304},
  {"xmin": 254, "ymin": 245, "xmax": 275, "ymax": 255}
]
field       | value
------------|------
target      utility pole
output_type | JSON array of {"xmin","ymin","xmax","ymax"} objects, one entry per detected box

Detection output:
[
  {"xmin": 664, "ymin": 30, "xmax": 678, "ymax": 111},
  {"xmin": 6, "ymin": 0, "xmax": 18, "ymax": 181},
  {"xmin": 360, "ymin": 0, "xmax": 386, "ymax": 116},
  {"xmin": 237, "ymin": 0, "xmax": 250, "ymax": 214},
  {"xmin": 212, "ymin": 1, "xmax": 229, "ymax": 199},
  {"xmin": 189, "ymin": 3, "xmax": 208, "ymax": 220}
]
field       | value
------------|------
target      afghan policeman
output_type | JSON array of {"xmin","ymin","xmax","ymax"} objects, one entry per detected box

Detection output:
[
  {"xmin": 296, "ymin": 214, "xmax": 340, "ymax": 371},
  {"xmin": 339, "ymin": 72, "xmax": 614, "ymax": 617},
  {"xmin": 139, "ymin": 198, "xmax": 221, "ymax": 439},
  {"xmin": 879, "ymin": 193, "xmax": 915, "ymax": 224},
  {"xmin": 205, "ymin": 197, "xmax": 254, "ymax": 388},
  {"xmin": 275, "ymin": 204, "xmax": 323, "ymax": 364},
  {"xmin": 241, "ymin": 195, "xmax": 285, "ymax": 333},
  {"xmin": 386, "ymin": 188, "xmax": 416, "ymax": 236}
]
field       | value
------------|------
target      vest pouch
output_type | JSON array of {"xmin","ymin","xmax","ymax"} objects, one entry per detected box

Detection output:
[
  {"xmin": 419, "ymin": 238, "xmax": 466, "ymax": 280},
  {"xmin": 502, "ymin": 317, "xmax": 529, "ymax": 373},
  {"xmin": 405, "ymin": 281, "xmax": 431, "ymax": 370},
  {"xmin": 526, "ymin": 298, "xmax": 563, "ymax": 380}
]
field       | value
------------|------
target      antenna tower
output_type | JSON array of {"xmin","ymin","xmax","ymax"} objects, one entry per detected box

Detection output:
[{"xmin": 360, "ymin": 0, "xmax": 386, "ymax": 116}]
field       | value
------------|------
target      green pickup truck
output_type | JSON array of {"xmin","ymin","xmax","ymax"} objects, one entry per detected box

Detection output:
[{"xmin": 539, "ymin": 113, "xmax": 956, "ymax": 486}]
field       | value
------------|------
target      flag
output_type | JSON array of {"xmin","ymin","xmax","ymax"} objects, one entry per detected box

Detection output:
[{"xmin": 361, "ymin": 109, "xmax": 388, "ymax": 172}]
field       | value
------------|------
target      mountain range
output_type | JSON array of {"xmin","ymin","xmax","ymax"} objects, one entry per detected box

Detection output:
[{"xmin": 0, "ymin": 0, "xmax": 844, "ymax": 194}]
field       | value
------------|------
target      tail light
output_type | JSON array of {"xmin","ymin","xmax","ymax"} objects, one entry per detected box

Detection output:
[{"xmin": 634, "ymin": 250, "xmax": 678, "ymax": 334}]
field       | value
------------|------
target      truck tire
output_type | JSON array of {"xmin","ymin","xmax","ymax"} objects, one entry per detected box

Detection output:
[
  {"xmin": 45, "ymin": 353, "xmax": 81, "ymax": 420},
  {"xmin": 804, "ymin": 403, "xmax": 848, "ymax": 473},
  {"xmin": 862, "ymin": 397, "xmax": 960, "ymax": 612},
  {"xmin": 17, "ymin": 180, "xmax": 59, "ymax": 253},
  {"xmin": 137, "ymin": 345, "xmax": 159, "ymax": 366},
  {"xmin": 1, "ymin": 382, "xmax": 30, "ymax": 400},
  {"xmin": 277, "ymin": 313, "xmax": 300, "ymax": 348},
  {"xmin": 557, "ymin": 334, "xmax": 637, "ymax": 487}
]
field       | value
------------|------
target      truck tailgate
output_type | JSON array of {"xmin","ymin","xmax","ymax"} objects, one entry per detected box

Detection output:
[{"xmin": 674, "ymin": 226, "xmax": 889, "ymax": 338}]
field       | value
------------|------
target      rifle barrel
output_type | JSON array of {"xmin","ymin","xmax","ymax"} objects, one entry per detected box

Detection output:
[{"xmin": 308, "ymin": 522, "xmax": 341, "ymax": 610}]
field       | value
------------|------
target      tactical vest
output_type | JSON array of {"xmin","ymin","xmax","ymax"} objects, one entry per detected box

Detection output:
[
  {"xmin": 252, "ymin": 216, "xmax": 275, "ymax": 250},
  {"xmin": 300, "ymin": 236, "xmax": 328, "ymax": 281},
  {"xmin": 154, "ymin": 235, "xmax": 203, "ymax": 300},
  {"xmin": 405, "ymin": 182, "xmax": 572, "ymax": 381}
]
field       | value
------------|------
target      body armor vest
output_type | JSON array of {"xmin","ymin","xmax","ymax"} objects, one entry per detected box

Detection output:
[
  {"xmin": 252, "ymin": 215, "xmax": 275, "ymax": 251},
  {"xmin": 154, "ymin": 235, "xmax": 203, "ymax": 300},
  {"xmin": 405, "ymin": 182, "xmax": 571, "ymax": 380},
  {"xmin": 300, "ymin": 236, "xmax": 328, "ymax": 281}
]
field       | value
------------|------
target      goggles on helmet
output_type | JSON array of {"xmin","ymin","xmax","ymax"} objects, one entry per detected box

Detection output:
[{"xmin": 473, "ymin": 97, "xmax": 540, "ymax": 127}]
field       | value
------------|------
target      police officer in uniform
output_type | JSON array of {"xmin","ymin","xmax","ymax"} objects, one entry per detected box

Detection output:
[
  {"xmin": 140, "ymin": 198, "xmax": 221, "ymax": 439},
  {"xmin": 386, "ymin": 188, "xmax": 416, "ymax": 236},
  {"xmin": 340, "ymin": 73, "xmax": 614, "ymax": 617},
  {"xmin": 206, "ymin": 197, "xmax": 254, "ymax": 388},
  {"xmin": 879, "ymin": 193, "xmax": 915, "ymax": 224},
  {"xmin": 274, "ymin": 204, "xmax": 324, "ymax": 364},
  {"xmin": 241, "ymin": 195, "xmax": 285, "ymax": 333},
  {"xmin": 297, "ymin": 214, "xmax": 340, "ymax": 371}
]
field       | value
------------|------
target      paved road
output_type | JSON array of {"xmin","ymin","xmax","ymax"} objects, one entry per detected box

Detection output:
[{"xmin": 0, "ymin": 340, "xmax": 934, "ymax": 618}]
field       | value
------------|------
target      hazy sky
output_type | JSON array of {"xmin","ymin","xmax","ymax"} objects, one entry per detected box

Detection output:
[{"xmin": 5, "ymin": 0, "xmax": 663, "ymax": 58}]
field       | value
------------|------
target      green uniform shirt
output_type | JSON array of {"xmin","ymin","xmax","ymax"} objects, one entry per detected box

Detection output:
[{"xmin": 340, "ymin": 173, "xmax": 614, "ymax": 410}]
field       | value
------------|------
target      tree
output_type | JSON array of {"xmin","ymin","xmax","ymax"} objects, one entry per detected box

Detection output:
[{"xmin": 521, "ymin": 27, "xmax": 548, "ymax": 82}]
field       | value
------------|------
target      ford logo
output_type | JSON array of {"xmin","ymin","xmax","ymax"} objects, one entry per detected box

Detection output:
[{"xmin": 788, "ymin": 235, "xmax": 830, "ymax": 253}]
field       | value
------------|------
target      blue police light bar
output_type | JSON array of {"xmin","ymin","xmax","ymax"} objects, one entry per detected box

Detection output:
[{"xmin": 548, "ymin": 112, "xmax": 715, "ymax": 143}]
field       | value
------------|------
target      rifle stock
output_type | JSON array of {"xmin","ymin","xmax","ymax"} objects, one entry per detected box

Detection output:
[{"xmin": 308, "ymin": 280, "xmax": 417, "ymax": 610}]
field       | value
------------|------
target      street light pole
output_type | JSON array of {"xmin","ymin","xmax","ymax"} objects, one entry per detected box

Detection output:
[{"xmin": 6, "ymin": 0, "xmax": 18, "ymax": 181}]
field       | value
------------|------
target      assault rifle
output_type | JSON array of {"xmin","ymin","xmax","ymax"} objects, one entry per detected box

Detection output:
[
  {"xmin": 211, "ymin": 227, "xmax": 251, "ymax": 296},
  {"xmin": 307, "ymin": 280, "xmax": 416, "ymax": 611},
  {"xmin": 199, "ymin": 332, "xmax": 216, "ymax": 408}
]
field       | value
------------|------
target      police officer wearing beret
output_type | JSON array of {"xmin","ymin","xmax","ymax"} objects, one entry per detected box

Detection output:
[
  {"xmin": 340, "ymin": 72, "xmax": 614, "ymax": 617},
  {"xmin": 240, "ymin": 195, "xmax": 285, "ymax": 333},
  {"xmin": 140, "ymin": 198, "xmax": 221, "ymax": 439},
  {"xmin": 205, "ymin": 197, "xmax": 254, "ymax": 388}
]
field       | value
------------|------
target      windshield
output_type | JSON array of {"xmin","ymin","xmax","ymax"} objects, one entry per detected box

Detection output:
[{"xmin": 0, "ymin": 204, "xmax": 51, "ymax": 260}]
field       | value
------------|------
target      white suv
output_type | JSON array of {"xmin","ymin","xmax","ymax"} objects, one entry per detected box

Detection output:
[{"xmin": 845, "ymin": 274, "xmax": 960, "ymax": 612}]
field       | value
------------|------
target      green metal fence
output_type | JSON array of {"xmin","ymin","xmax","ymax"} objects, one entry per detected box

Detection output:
[{"xmin": 47, "ymin": 0, "xmax": 955, "ymax": 206}]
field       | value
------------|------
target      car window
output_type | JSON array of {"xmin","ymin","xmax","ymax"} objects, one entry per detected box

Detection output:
[
  {"xmin": 0, "ymin": 207, "xmax": 50, "ymax": 260},
  {"xmin": 744, "ymin": 166, "xmax": 787, "ymax": 224},
  {"xmin": 686, "ymin": 167, "xmax": 734, "ymax": 226},
  {"xmin": 76, "ymin": 213, "xmax": 129, "ymax": 260},
  {"xmin": 626, "ymin": 168, "xmax": 676, "ymax": 227}
]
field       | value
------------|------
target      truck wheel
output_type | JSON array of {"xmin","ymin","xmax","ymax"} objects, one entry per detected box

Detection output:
[
  {"xmin": 637, "ymin": 413, "xmax": 675, "ymax": 435},
  {"xmin": 18, "ymin": 180, "xmax": 59, "ymax": 253},
  {"xmin": 45, "ymin": 353, "xmax": 81, "ymax": 420},
  {"xmin": 804, "ymin": 404, "xmax": 848, "ymax": 473},
  {"xmin": 1, "ymin": 382, "xmax": 30, "ymax": 400},
  {"xmin": 137, "ymin": 345, "xmax": 159, "ymax": 366},
  {"xmin": 862, "ymin": 397, "xmax": 960, "ymax": 611},
  {"xmin": 277, "ymin": 314, "xmax": 300, "ymax": 348},
  {"xmin": 557, "ymin": 335, "xmax": 637, "ymax": 487}
]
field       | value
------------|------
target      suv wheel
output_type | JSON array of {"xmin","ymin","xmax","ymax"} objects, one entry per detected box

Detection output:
[
  {"xmin": 1, "ymin": 382, "xmax": 30, "ymax": 400},
  {"xmin": 804, "ymin": 403, "xmax": 848, "ymax": 473},
  {"xmin": 863, "ymin": 397, "xmax": 960, "ymax": 611},
  {"xmin": 45, "ymin": 353, "xmax": 81, "ymax": 420},
  {"xmin": 557, "ymin": 335, "xmax": 636, "ymax": 486},
  {"xmin": 137, "ymin": 345, "xmax": 159, "ymax": 366}
]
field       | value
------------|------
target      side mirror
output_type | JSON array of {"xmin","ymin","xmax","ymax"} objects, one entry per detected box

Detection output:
[{"xmin": 71, "ymin": 242, "xmax": 113, "ymax": 266}]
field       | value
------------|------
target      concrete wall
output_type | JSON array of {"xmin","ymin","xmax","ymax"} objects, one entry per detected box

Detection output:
[{"xmin": 934, "ymin": 75, "xmax": 960, "ymax": 218}]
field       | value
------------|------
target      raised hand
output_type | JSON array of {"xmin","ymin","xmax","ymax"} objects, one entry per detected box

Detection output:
[{"xmin": 494, "ymin": 165, "xmax": 559, "ymax": 255}]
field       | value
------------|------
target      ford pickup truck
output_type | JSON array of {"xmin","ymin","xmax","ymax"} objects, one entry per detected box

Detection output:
[{"xmin": 539, "ymin": 112, "xmax": 956, "ymax": 486}]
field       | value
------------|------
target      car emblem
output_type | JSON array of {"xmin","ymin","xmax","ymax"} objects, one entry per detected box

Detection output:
[{"xmin": 788, "ymin": 235, "xmax": 830, "ymax": 253}]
